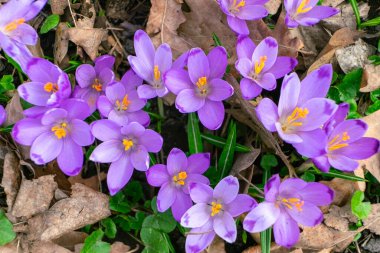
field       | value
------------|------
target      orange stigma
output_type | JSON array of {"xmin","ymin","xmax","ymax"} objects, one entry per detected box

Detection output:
[
  {"xmin": 92, "ymin": 79, "xmax": 102, "ymax": 92},
  {"xmin": 122, "ymin": 139, "xmax": 134, "ymax": 151},
  {"xmin": 196, "ymin": 76, "xmax": 208, "ymax": 95},
  {"xmin": 328, "ymin": 132, "xmax": 350, "ymax": 151},
  {"xmin": 254, "ymin": 56, "xmax": 267, "ymax": 75},
  {"xmin": 230, "ymin": 0, "xmax": 246, "ymax": 13},
  {"xmin": 172, "ymin": 171, "xmax": 188, "ymax": 186},
  {"xmin": 154, "ymin": 65, "xmax": 161, "ymax": 81},
  {"xmin": 115, "ymin": 95, "xmax": 131, "ymax": 111},
  {"xmin": 4, "ymin": 18, "xmax": 25, "ymax": 32},
  {"xmin": 296, "ymin": 0, "xmax": 312, "ymax": 14},
  {"xmin": 211, "ymin": 202, "xmax": 223, "ymax": 216},
  {"xmin": 51, "ymin": 123, "xmax": 68, "ymax": 139},
  {"xmin": 281, "ymin": 198, "xmax": 304, "ymax": 211},
  {"xmin": 44, "ymin": 82, "xmax": 59, "ymax": 93}
]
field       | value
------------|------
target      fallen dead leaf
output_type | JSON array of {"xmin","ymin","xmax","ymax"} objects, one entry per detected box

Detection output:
[
  {"xmin": 4, "ymin": 92, "xmax": 24, "ymax": 127},
  {"xmin": 324, "ymin": 204, "xmax": 356, "ymax": 232},
  {"xmin": 53, "ymin": 231, "xmax": 88, "ymax": 251},
  {"xmin": 50, "ymin": 0, "xmax": 69, "ymax": 15},
  {"xmin": 68, "ymin": 171, "xmax": 107, "ymax": 191},
  {"xmin": 208, "ymin": 236, "xmax": 226, "ymax": 253},
  {"xmin": 320, "ymin": 178, "xmax": 355, "ymax": 208},
  {"xmin": 354, "ymin": 168, "xmax": 366, "ymax": 192},
  {"xmin": 360, "ymin": 64, "xmax": 380, "ymax": 92},
  {"xmin": 363, "ymin": 203, "xmax": 380, "ymax": 235},
  {"xmin": 54, "ymin": 23, "xmax": 70, "ymax": 67},
  {"xmin": 30, "ymin": 241, "xmax": 72, "ymax": 253},
  {"xmin": 1, "ymin": 152, "xmax": 21, "ymax": 212},
  {"xmin": 11, "ymin": 175, "xmax": 57, "ymax": 218},
  {"xmin": 230, "ymin": 149, "xmax": 260, "ymax": 175},
  {"xmin": 264, "ymin": 0, "xmax": 281, "ymax": 15},
  {"xmin": 110, "ymin": 242, "xmax": 131, "ymax": 253}
]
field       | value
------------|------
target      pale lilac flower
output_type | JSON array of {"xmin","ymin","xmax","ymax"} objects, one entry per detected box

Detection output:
[
  {"xmin": 243, "ymin": 174, "xmax": 333, "ymax": 248},
  {"xmin": 146, "ymin": 148, "xmax": 210, "ymax": 221},
  {"xmin": 73, "ymin": 55, "xmax": 115, "ymax": 113},
  {"xmin": 90, "ymin": 120, "xmax": 163, "ymax": 195},
  {"xmin": 284, "ymin": 0, "xmax": 339, "ymax": 28},
  {"xmin": 164, "ymin": 47, "xmax": 234, "ymax": 130},
  {"xmin": 18, "ymin": 58, "xmax": 71, "ymax": 107},
  {"xmin": 128, "ymin": 30, "xmax": 172, "ymax": 99},
  {"xmin": 12, "ymin": 99, "xmax": 94, "ymax": 176},
  {"xmin": 219, "ymin": 0, "xmax": 268, "ymax": 35},
  {"xmin": 0, "ymin": 0, "xmax": 47, "ymax": 70},
  {"xmin": 97, "ymin": 70, "xmax": 150, "ymax": 127},
  {"xmin": 235, "ymin": 36, "xmax": 298, "ymax": 99},
  {"xmin": 256, "ymin": 64, "xmax": 337, "ymax": 144},
  {"xmin": 0, "ymin": 105, "xmax": 6, "ymax": 125},
  {"xmin": 181, "ymin": 176, "xmax": 257, "ymax": 253}
]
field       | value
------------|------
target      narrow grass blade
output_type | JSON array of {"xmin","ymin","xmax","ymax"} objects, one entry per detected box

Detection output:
[
  {"xmin": 187, "ymin": 113, "xmax": 203, "ymax": 154},
  {"xmin": 201, "ymin": 133, "xmax": 251, "ymax": 152},
  {"xmin": 218, "ymin": 120, "xmax": 236, "ymax": 180}
]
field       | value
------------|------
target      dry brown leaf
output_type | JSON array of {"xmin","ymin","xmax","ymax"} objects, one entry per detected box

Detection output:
[
  {"xmin": 360, "ymin": 64, "xmax": 380, "ymax": 92},
  {"xmin": 27, "ymin": 183, "xmax": 110, "ymax": 241},
  {"xmin": 66, "ymin": 28, "xmax": 107, "ymax": 60},
  {"xmin": 30, "ymin": 241, "xmax": 72, "ymax": 253},
  {"xmin": 68, "ymin": 171, "xmax": 107, "ymax": 191},
  {"xmin": 34, "ymin": 161, "xmax": 72, "ymax": 192},
  {"xmin": 208, "ymin": 236, "xmax": 225, "ymax": 253},
  {"xmin": 110, "ymin": 242, "xmax": 131, "ymax": 253},
  {"xmin": 50, "ymin": 0, "xmax": 68, "ymax": 15},
  {"xmin": 0, "ymin": 241, "xmax": 18, "ymax": 253},
  {"xmin": 243, "ymin": 243, "xmax": 295, "ymax": 253},
  {"xmin": 231, "ymin": 149, "xmax": 260, "ymax": 175},
  {"xmin": 1, "ymin": 152, "xmax": 21, "ymax": 212},
  {"xmin": 11, "ymin": 175, "xmax": 57, "ymax": 218},
  {"xmin": 53, "ymin": 231, "xmax": 88, "ymax": 251},
  {"xmin": 54, "ymin": 23, "xmax": 69, "ymax": 67},
  {"xmin": 264, "ymin": 0, "xmax": 281, "ymax": 15},
  {"xmin": 363, "ymin": 203, "xmax": 380, "ymax": 235},
  {"xmin": 76, "ymin": 0, "xmax": 96, "ymax": 29},
  {"xmin": 320, "ymin": 178, "xmax": 355, "ymax": 207},
  {"xmin": 4, "ymin": 92, "xmax": 24, "ymax": 127},
  {"xmin": 324, "ymin": 204, "xmax": 356, "ymax": 232},
  {"xmin": 354, "ymin": 168, "xmax": 366, "ymax": 192}
]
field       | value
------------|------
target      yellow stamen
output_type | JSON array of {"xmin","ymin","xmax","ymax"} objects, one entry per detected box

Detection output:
[
  {"xmin": 172, "ymin": 171, "xmax": 188, "ymax": 186},
  {"xmin": 230, "ymin": 0, "xmax": 246, "ymax": 13},
  {"xmin": 4, "ymin": 18, "xmax": 25, "ymax": 32},
  {"xmin": 254, "ymin": 56, "xmax": 267, "ymax": 75},
  {"xmin": 44, "ymin": 82, "xmax": 59, "ymax": 93},
  {"xmin": 328, "ymin": 131, "xmax": 350, "ymax": 151},
  {"xmin": 154, "ymin": 65, "xmax": 161, "ymax": 81},
  {"xmin": 196, "ymin": 76, "xmax": 208, "ymax": 95},
  {"xmin": 283, "ymin": 107, "xmax": 309, "ymax": 130},
  {"xmin": 122, "ymin": 139, "xmax": 134, "ymax": 151},
  {"xmin": 281, "ymin": 198, "xmax": 304, "ymax": 211},
  {"xmin": 51, "ymin": 122, "xmax": 68, "ymax": 139},
  {"xmin": 211, "ymin": 202, "xmax": 223, "ymax": 216},
  {"xmin": 296, "ymin": 0, "xmax": 312, "ymax": 14},
  {"xmin": 92, "ymin": 79, "xmax": 103, "ymax": 92},
  {"xmin": 115, "ymin": 95, "xmax": 131, "ymax": 111}
]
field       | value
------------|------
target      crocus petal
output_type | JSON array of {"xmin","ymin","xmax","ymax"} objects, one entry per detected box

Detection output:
[
  {"xmin": 198, "ymin": 100, "xmax": 225, "ymax": 130},
  {"xmin": 176, "ymin": 89, "xmax": 205, "ymax": 113},
  {"xmin": 130, "ymin": 145, "xmax": 149, "ymax": 171},
  {"xmin": 185, "ymin": 174, "xmax": 210, "ymax": 194},
  {"xmin": 299, "ymin": 183, "xmax": 334, "ymax": 206},
  {"xmin": 324, "ymin": 103, "xmax": 349, "ymax": 131},
  {"xmin": 284, "ymin": 0, "xmax": 298, "ymax": 13},
  {"xmin": 18, "ymin": 82, "xmax": 51, "ymax": 106},
  {"xmin": 97, "ymin": 95, "xmax": 113, "ymax": 117},
  {"xmin": 235, "ymin": 58, "xmax": 253, "ymax": 78},
  {"xmin": 298, "ymin": 64, "xmax": 332, "ymax": 105},
  {"xmin": 105, "ymin": 82, "xmax": 126, "ymax": 102},
  {"xmin": 41, "ymin": 108, "xmax": 67, "ymax": 125},
  {"xmin": 275, "ymin": 122, "xmax": 303, "ymax": 143},
  {"xmin": 137, "ymin": 84, "xmax": 157, "ymax": 99},
  {"xmin": 107, "ymin": 154, "xmax": 134, "ymax": 195},
  {"xmin": 189, "ymin": 182, "xmax": 213, "ymax": 204},
  {"xmin": 128, "ymin": 56, "xmax": 154, "ymax": 82},
  {"xmin": 227, "ymin": 15, "xmax": 249, "ymax": 35},
  {"xmin": 25, "ymin": 58, "xmax": 61, "ymax": 83},
  {"xmin": 139, "ymin": 129, "xmax": 163, "ymax": 153},
  {"xmin": 23, "ymin": 0, "xmax": 48, "ymax": 21},
  {"xmin": 94, "ymin": 55, "xmax": 115, "ymax": 73},
  {"xmin": 185, "ymin": 221, "xmax": 215, "ymax": 253},
  {"xmin": 9, "ymin": 23, "xmax": 37, "ymax": 45},
  {"xmin": 181, "ymin": 203, "xmax": 211, "ymax": 228},
  {"xmin": 213, "ymin": 212, "xmax": 237, "ymax": 243},
  {"xmin": 236, "ymin": 5, "xmax": 268, "ymax": 20},
  {"xmin": 134, "ymin": 30, "xmax": 155, "ymax": 64},
  {"xmin": 328, "ymin": 155, "xmax": 359, "ymax": 172},
  {"xmin": 300, "ymin": 6, "xmax": 339, "ymax": 20},
  {"xmin": 207, "ymin": 78, "xmax": 234, "ymax": 101},
  {"xmin": 240, "ymin": 78, "xmax": 262, "ymax": 100},
  {"xmin": 236, "ymin": 35, "xmax": 256, "ymax": 59},
  {"xmin": 295, "ymin": 16, "xmax": 320, "ymax": 27},
  {"xmin": 75, "ymin": 64, "xmax": 96, "ymax": 88},
  {"xmin": 243, "ymin": 202, "xmax": 280, "ymax": 232},
  {"xmin": 279, "ymin": 178, "xmax": 308, "ymax": 195},
  {"xmin": 213, "ymin": 176, "xmax": 239, "ymax": 204},
  {"xmin": 287, "ymin": 202, "xmax": 323, "ymax": 227},
  {"xmin": 273, "ymin": 213, "xmax": 300, "ymax": 248},
  {"xmin": 89, "ymin": 140, "xmax": 123, "ymax": 163},
  {"xmin": 256, "ymin": 98, "xmax": 279, "ymax": 132},
  {"xmin": 0, "ymin": 105, "xmax": 6, "ymax": 125},
  {"xmin": 330, "ymin": 119, "xmax": 367, "ymax": 144},
  {"xmin": 338, "ymin": 138, "xmax": 379, "ymax": 160},
  {"xmin": 267, "ymin": 56, "xmax": 298, "ymax": 79},
  {"xmin": 292, "ymin": 129, "xmax": 327, "ymax": 158},
  {"xmin": 157, "ymin": 182, "xmax": 177, "ymax": 212},
  {"xmin": 252, "ymin": 37, "xmax": 278, "ymax": 72},
  {"xmin": 264, "ymin": 174, "xmax": 280, "ymax": 202},
  {"xmin": 172, "ymin": 191, "xmax": 193, "ymax": 222},
  {"xmin": 187, "ymin": 153, "xmax": 211, "ymax": 174},
  {"xmin": 297, "ymin": 98, "xmax": 337, "ymax": 131},
  {"xmin": 163, "ymin": 69, "xmax": 193, "ymax": 95},
  {"xmin": 188, "ymin": 48, "xmax": 210, "ymax": 84},
  {"xmin": 0, "ymin": 34, "xmax": 32, "ymax": 72},
  {"xmin": 146, "ymin": 164, "xmax": 169, "ymax": 187},
  {"xmin": 225, "ymin": 194, "xmax": 258, "ymax": 217},
  {"xmin": 278, "ymin": 73, "xmax": 300, "ymax": 118},
  {"xmin": 256, "ymin": 72, "xmax": 276, "ymax": 91},
  {"xmin": 125, "ymin": 111, "xmax": 150, "ymax": 127},
  {"xmin": 121, "ymin": 122, "xmax": 145, "ymax": 137},
  {"xmin": 91, "ymin": 119, "xmax": 122, "ymax": 142},
  {"xmin": 156, "ymin": 86, "xmax": 168, "ymax": 97},
  {"xmin": 70, "ymin": 119, "xmax": 94, "ymax": 146},
  {"xmin": 207, "ymin": 46, "xmax": 228, "ymax": 79},
  {"xmin": 12, "ymin": 118, "xmax": 48, "ymax": 146},
  {"xmin": 312, "ymin": 155, "xmax": 331, "ymax": 172},
  {"xmin": 285, "ymin": 14, "xmax": 299, "ymax": 28},
  {"xmin": 154, "ymin": 43, "xmax": 172, "ymax": 73},
  {"xmin": 57, "ymin": 138, "xmax": 83, "ymax": 176},
  {"xmin": 172, "ymin": 50, "xmax": 189, "ymax": 69},
  {"xmin": 167, "ymin": 148, "xmax": 188, "ymax": 175},
  {"xmin": 30, "ymin": 132, "xmax": 63, "ymax": 164},
  {"xmin": 121, "ymin": 69, "xmax": 143, "ymax": 90},
  {"xmin": 60, "ymin": 99, "xmax": 91, "ymax": 120}
]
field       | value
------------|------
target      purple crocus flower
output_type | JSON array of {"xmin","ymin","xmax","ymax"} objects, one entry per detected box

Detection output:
[
  {"xmin": 0, "ymin": 105, "xmax": 6, "ymax": 125},
  {"xmin": 284, "ymin": 0, "xmax": 339, "ymax": 28},
  {"xmin": 127, "ymin": 30, "xmax": 172, "ymax": 99},
  {"xmin": 181, "ymin": 176, "xmax": 257, "ymax": 253},
  {"xmin": 256, "ymin": 64, "xmax": 337, "ymax": 144},
  {"xmin": 97, "ymin": 70, "xmax": 150, "ymax": 127},
  {"xmin": 235, "ymin": 36, "xmax": 298, "ymax": 99},
  {"xmin": 164, "ymin": 47, "xmax": 234, "ymax": 130},
  {"xmin": 12, "ymin": 99, "xmax": 94, "ymax": 176},
  {"xmin": 243, "ymin": 174, "xmax": 334, "ymax": 248},
  {"xmin": 90, "ymin": 120, "xmax": 163, "ymax": 195},
  {"xmin": 146, "ymin": 148, "xmax": 210, "ymax": 221},
  {"xmin": 18, "ymin": 58, "xmax": 71, "ymax": 107},
  {"xmin": 0, "ymin": 0, "xmax": 47, "ymax": 70},
  {"xmin": 73, "ymin": 55, "xmax": 115, "ymax": 113},
  {"xmin": 219, "ymin": 0, "xmax": 268, "ymax": 35}
]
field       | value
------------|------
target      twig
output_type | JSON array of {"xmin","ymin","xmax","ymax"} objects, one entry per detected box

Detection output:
[
  {"xmin": 160, "ymin": 0, "xmax": 169, "ymax": 43},
  {"xmin": 126, "ymin": 245, "xmax": 140, "ymax": 253},
  {"xmin": 67, "ymin": 0, "xmax": 77, "ymax": 27},
  {"xmin": 238, "ymin": 172, "xmax": 264, "ymax": 196}
]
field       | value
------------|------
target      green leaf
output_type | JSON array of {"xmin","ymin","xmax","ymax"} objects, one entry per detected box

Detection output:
[
  {"xmin": 310, "ymin": 168, "xmax": 367, "ymax": 182},
  {"xmin": 348, "ymin": 0, "xmax": 361, "ymax": 28},
  {"xmin": 0, "ymin": 75, "xmax": 15, "ymax": 93},
  {"xmin": 366, "ymin": 100, "xmax": 380, "ymax": 114},
  {"xmin": 0, "ymin": 210, "xmax": 16, "ymax": 246},
  {"xmin": 260, "ymin": 227, "xmax": 272, "ymax": 253},
  {"xmin": 101, "ymin": 218, "xmax": 117, "ymax": 239},
  {"xmin": 109, "ymin": 192, "xmax": 131, "ymax": 214},
  {"xmin": 361, "ymin": 17, "xmax": 380, "ymax": 27},
  {"xmin": 301, "ymin": 171, "xmax": 315, "ymax": 182},
  {"xmin": 141, "ymin": 228, "xmax": 169, "ymax": 253},
  {"xmin": 200, "ymin": 133, "xmax": 251, "ymax": 152},
  {"xmin": 187, "ymin": 113, "xmax": 203, "ymax": 154},
  {"xmin": 336, "ymin": 68, "xmax": 363, "ymax": 101},
  {"xmin": 351, "ymin": 191, "xmax": 371, "ymax": 220},
  {"xmin": 327, "ymin": 86, "xmax": 341, "ymax": 103},
  {"xmin": 260, "ymin": 154, "xmax": 278, "ymax": 171},
  {"xmin": 81, "ymin": 229, "xmax": 111, "ymax": 253},
  {"xmin": 218, "ymin": 120, "xmax": 236, "ymax": 180},
  {"xmin": 142, "ymin": 213, "xmax": 177, "ymax": 234},
  {"xmin": 40, "ymin": 14, "xmax": 60, "ymax": 34},
  {"xmin": 212, "ymin": 32, "xmax": 223, "ymax": 47}
]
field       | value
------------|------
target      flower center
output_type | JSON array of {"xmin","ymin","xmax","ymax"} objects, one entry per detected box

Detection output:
[
  {"xmin": 122, "ymin": 139, "xmax": 134, "ymax": 151},
  {"xmin": 254, "ymin": 56, "xmax": 267, "ymax": 76},
  {"xmin": 280, "ymin": 198, "xmax": 304, "ymax": 211},
  {"xmin": 229, "ymin": 0, "xmax": 245, "ymax": 13},
  {"xmin": 92, "ymin": 79, "xmax": 102, "ymax": 92},
  {"xmin": 328, "ymin": 131, "xmax": 350, "ymax": 151},
  {"xmin": 115, "ymin": 95, "xmax": 131, "ymax": 111},
  {"xmin": 211, "ymin": 202, "xmax": 223, "ymax": 216},
  {"xmin": 51, "ymin": 122, "xmax": 68, "ymax": 139},
  {"xmin": 154, "ymin": 65, "xmax": 161, "ymax": 81},
  {"xmin": 172, "ymin": 171, "xmax": 187, "ymax": 186},
  {"xmin": 4, "ymin": 18, "xmax": 25, "ymax": 32},
  {"xmin": 44, "ymin": 82, "xmax": 59, "ymax": 93},
  {"xmin": 282, "ymin": 107, "xmax": 309, "ymax": 131},
  {"xmin": 296, "ymin": 0, "xmax": 312, "ymax": 14},
  {"xmin": 196, "ymin": 76, "xmax": 208, "ymax": 95}
]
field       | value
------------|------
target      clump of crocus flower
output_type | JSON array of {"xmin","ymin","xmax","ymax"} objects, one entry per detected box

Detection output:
[
  {"xmin": 219, "ymin": 0, "xmax": 268, "ymax": 35},
  {"xmin": 0, "ymin": 105, "xmax": 6, "ymax": 125},
  {"xmin": 74, "ymin": 55, "xmax": 115, "ymax": 113},
  {"xmin": 235, "ymin": 36, "xmax": 298, "ymax": 99},
  {"xmin": 90, "ymin": 120, "xmax": 163, "ymax": 195},
  {"xmin": 256, "ymin": 64, "xmax": 337, "ymax": 144},
  {"xmin": 181, "ymin": 176, "xmax": 257, "ymax": 253},
  {"xmin": 12, "ymin": 99, "xmax": 94, "ymax": 176},
  {"xmin": 128, "ymin": 30, "xmax": 172, "ymax": 99},
  {"xmin": 146, "ymin": 148, "xmax": 210, "ymax": 221},
  {"xmin": 284, "ymin": 0, "xmax": 339, "ymax": 28},
  {"xmin": 0, "ymin": 0, "xmax": 47, "ymax": 70},
  {"xmin": 164, "ymin": 47, "xmax": 234, "ymax": 130},
  {"xmin": 243, "ymin": 174, "xmax": 334, "ymax": 248}
]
